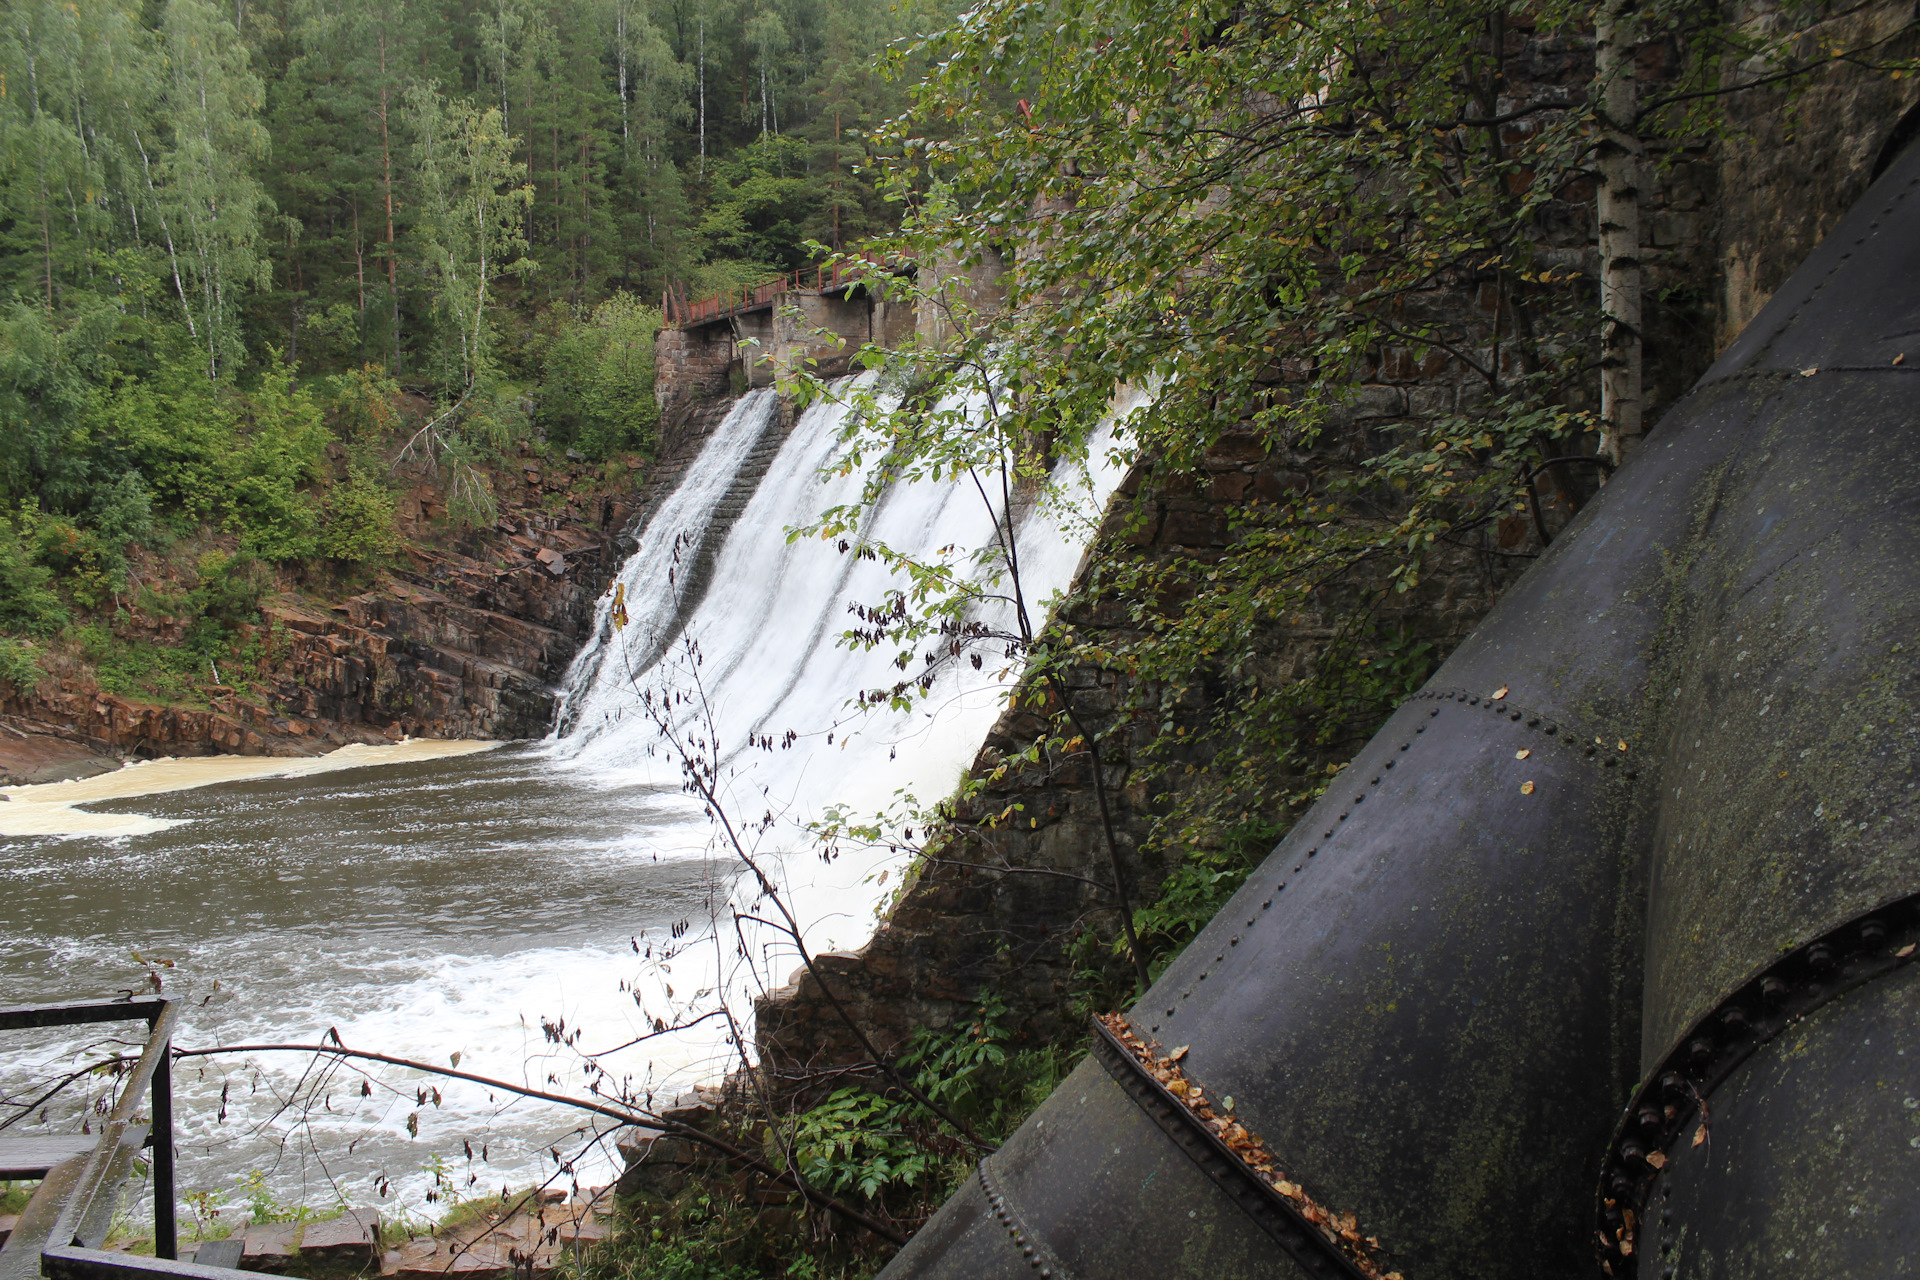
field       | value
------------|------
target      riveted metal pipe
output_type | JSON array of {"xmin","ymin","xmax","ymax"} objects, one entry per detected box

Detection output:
[{"xmin": 880, "ymin": 137, "xmax": 1920, "ymax": 1280}]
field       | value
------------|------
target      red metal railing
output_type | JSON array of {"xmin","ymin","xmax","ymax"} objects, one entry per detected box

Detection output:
[{"xmin": 662, "ymin": 253, "xmax": 891, "ymax": 328}]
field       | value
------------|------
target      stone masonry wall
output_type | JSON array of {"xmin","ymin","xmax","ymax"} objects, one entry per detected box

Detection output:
[
  {"xmin": 746, "ymin": 13, "xmax": 1908, "ymax": 1084},
  {"xmin": 1714, "ymin": 0, "xmax": 1920, "ymax": 343}
]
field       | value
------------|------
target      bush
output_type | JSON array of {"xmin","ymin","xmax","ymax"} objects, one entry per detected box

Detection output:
[
  {"xmin": 75, "ymin": 622, "xmax": 205, "ymax": 702},
  {"xmin": 536, "ymin": 293, "xmax": 661, "ymax": 459},
  {"xmin": 192, "ymin": 552, "xmax": 270, "ymax": 628},
  {"xmin": 92, "ymin": 351, "xmax": 237, "ymax": 522},
  {"xmin": 0, "ymin": 636, "xmax": 43, "ymax": 692},
  {"xmin": 229, "ymin": 359, "xmax": 328, "ymax": 561},
  {"xmin": 320, "ymin": 465, "xmax": 402, "ymax": 562},
  {"xmin": 0, "ymin": 516, "xmax": 67, "ymax": 636},
  {"xmin": 327, "ymin": 365, "xmax": 406, "ymax": 440}
]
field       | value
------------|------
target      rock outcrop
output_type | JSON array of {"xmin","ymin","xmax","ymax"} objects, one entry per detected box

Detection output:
[{"xmin": 0, "ymin": 447, "xmax": 669, "ymax": 780}]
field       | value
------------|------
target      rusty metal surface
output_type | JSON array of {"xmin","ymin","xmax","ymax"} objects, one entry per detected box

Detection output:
[{"xmin": 881, "ymin": 135, "xmax": 1920, "ymax": 1280}]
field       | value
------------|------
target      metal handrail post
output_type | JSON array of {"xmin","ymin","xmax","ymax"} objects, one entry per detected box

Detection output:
[{"xmin": 148, "ymin": 1026, "xmax": 175, "ymax": 1262}]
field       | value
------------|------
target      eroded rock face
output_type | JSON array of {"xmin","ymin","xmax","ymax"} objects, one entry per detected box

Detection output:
[{"xmin": 0, "ymin": 459, "xmax": 654, "ymax": 771}]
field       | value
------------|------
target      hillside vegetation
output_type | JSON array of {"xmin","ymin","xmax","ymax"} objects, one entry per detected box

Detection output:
[{"xmin": 0, "ymin": 0, "xmax": 940, "ymax": 698}]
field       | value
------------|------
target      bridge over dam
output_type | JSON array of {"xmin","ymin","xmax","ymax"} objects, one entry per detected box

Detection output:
[{"xmin": 652, "ymin": 250, "xmax": 1005, "ymax": 409}]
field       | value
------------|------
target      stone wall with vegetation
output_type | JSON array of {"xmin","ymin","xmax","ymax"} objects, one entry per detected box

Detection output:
[{"xmin": 749, "ymin": 10, "xmax": 1920, "ymax": 1089}]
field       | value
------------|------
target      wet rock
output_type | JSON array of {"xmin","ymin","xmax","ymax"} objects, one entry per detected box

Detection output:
[{"xmin": 299, "ymin": 1208, "xmax": 381, "ymax": 1267}]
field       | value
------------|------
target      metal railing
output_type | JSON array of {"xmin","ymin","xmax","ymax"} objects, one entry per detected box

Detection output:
[
  {"xmin": 662, "ymin": 253, "xmax": 893, "ymax": 328},
  {"xmin": 0, "ymin": 997, "xmax": 196, "ymax": 1280}
]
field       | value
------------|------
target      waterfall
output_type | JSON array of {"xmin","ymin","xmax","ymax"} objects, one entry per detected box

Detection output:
[
  {"xmin": 548, "ymin": 375, "xmax": 1137, "ymax": 968},
  {"xmin": 554, "ymin": 388, "xmax": 783, "ymax": 734}
]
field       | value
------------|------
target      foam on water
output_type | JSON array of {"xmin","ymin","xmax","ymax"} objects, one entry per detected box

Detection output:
[
  {"xmin": 0, "ymin": 380, "xmax": 1137, "ymax": 1222},
  {"xmin": 547, "ymin": 376, "xmax": 1140, "ymax": 1070}
]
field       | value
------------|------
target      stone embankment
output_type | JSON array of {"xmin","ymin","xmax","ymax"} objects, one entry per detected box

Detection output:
[{"xmin": 14, "ymin": 1190, "xmax": 610, "ymax": 1280}]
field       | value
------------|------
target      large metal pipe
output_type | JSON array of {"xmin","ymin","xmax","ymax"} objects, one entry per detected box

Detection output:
[{"xmin": 879, "ymin": 137, "xmax": 1920, "ymax": 1280}]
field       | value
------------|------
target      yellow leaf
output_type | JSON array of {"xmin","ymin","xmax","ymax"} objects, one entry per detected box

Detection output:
[
  {"xmin": 1520, "ymin": 780, "xmax": 1535, "ymax": 795},
  {"xmin": 1645, "ymin": 1151, "xmax": 1666, "ymax": 1170},
  {"xmin": 1617, "ymin": 740, "xmax": 1629, "ymax": 752},
  {"xmin": 1515, "ymin": 748, "xmax": 1530, "ymax": 760},
  {"xmin": 1493, "ymin": 686, "xmax": 1509, "ymax": 700},
  {"xmin": 1693, "ymin": 1124, "xmax": 1708, "ymax": 1148},
  {"xmin": 1168, "ymin": 1044, "xmax": 1190, "ymax": 1062}
]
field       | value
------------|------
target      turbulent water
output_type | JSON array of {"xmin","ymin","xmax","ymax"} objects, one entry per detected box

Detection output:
[
  {"xmin": 0, "ymin": 377, "xmax": 1133, "ymax": 1225},
  {"xmin": 547, "ymin": 376, "xmax": 1133, "ymax": 962}
]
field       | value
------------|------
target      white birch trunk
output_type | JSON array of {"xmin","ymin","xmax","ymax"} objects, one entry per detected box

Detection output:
[{"xmin": 1595, "ymin": 0, "xmax": 1644, "ymax": 465}]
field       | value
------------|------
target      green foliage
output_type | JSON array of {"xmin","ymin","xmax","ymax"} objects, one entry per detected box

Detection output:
[
  {"xmin": 1132, "ymin": 818, "xmax": 1287, "ymax": 980},
  {"xmin": 537, "ymin": 294, "xmax": 661, "ymax": 458},
  {"xmin": 783, "ymin": 990, "xmax": 1070, "ymax": 1205},
  {"xmin": 0, "ymin": 0, "xmax": 950, "ymax": 649},
  {"xmin": 0, "ymin": 636, "xmax": 44, "ymax": 691},
  {"xmin": 321, "ymin": 466, "xmax": 403, "ymax": 562},
  {"xmin": 696, "ymin": 136, "xmax": 825, "ymax": 270},
  {"xmin": 327, "ymin": 366, "xmax": 408, "ymax": 441},
  {"xmin": 228, "ymin": 363, "xmax": 330, "ymax": 562},
  {"xmin": 192, "ymin": 553, "xmax": 270, "ymax": 631},
  {"xmin": 586, "ymin": 1190, "xmax": 807, "ymax": 1280},
  {"xmin": 75, "ymin": 623, "xmax": 208, "ymax": 703},
  {"xmin": 236, "ymin": 1170, "xmax": 316, "ymax": 1225},
  {"xmin": 90, "ymin": 351, "xmax": 238, "ymax": 522},
  {"xmin": 0, "ymin": 514, "xmax": 67, "ymax": 635},
  {"xmin": 790, "ymin": 1090, "xmax": 941, "ymax": 1200}
]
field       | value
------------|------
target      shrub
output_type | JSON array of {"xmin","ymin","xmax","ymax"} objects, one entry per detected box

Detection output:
[
  {"xmin": 320, "ymin": 465, "xmax": 402, "ymax": 562},
  {"xmin": 229, "ymin": 359, "xmax": 327, "ymax": 561},
  {"xmin": 0, "ymin": 516, "xmax": 67, "ymax": 636},
  {"xmin": 327, "ymin": 365, "xmax": 405, "ymax": 441},
  {"xmin": 192, "ymin": 552, "xmax": 270, "ymax": 628},
  {"xmin": 92, "ymin": 352, "xmax": 237, "ymax": 522},
  {"xmin": 0, "ymin": 636, "xmax": 43, "ymax": 693},
  {"xmin": 536, "ymin": 293, "xmax": 661, "ymax": 459}
]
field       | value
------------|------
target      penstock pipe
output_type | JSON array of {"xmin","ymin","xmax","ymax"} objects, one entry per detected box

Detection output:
[{"xmin": 879, "ymin": 139, "xmax": 1920, "ymax": 1280}]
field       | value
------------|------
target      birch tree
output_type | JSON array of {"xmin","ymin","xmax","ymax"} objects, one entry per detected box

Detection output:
[
  {"xmin": 404, "ymin": 85, "xmax": 532, "ymax": 409},
  {"xmin": 154, "ymin": 0, "xmax": 272, "ymax": 379}
]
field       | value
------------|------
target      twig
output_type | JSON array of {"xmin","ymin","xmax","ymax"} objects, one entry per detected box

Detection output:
[{"xmin": 169, "ymin": 1043, "xmax": 906, "ymax": 1245}]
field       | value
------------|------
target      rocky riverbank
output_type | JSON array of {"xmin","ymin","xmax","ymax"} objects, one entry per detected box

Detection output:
[{"xmin": 0, "ymin": 401, "xmax": 744, "ymax": 785}]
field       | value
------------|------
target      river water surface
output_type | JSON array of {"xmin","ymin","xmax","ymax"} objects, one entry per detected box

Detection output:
[
  {"xmin": 2, "ymin": 743, "xmax": 726, "ymax": 1219},
  {"xmin": 0, "ymin": 379, "xmax": 1139, "ymax": 1228}
]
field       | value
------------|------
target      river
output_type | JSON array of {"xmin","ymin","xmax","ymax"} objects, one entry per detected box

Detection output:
[{"xmin": 0, "ymin": 379, "xmax": 1137, "ymax": 1228}]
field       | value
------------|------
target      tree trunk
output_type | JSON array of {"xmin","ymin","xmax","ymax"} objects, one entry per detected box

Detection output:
[{"xmin": 1595, "ymin": 0, "xmax": 1643, "ymax": 465}]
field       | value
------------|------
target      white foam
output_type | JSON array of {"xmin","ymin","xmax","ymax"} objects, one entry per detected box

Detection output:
[
  {"xmin": 0, "ymin": 740, "xmax": 498, "ymax": 838},
  {"xmin": 548, "ymin": 378, "xmax": 1142, "ymax": 1063}
]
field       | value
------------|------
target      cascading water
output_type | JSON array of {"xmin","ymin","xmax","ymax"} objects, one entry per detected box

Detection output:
[
  {"xmin": 545, "ymin": 374, "xmax": 1136, "ymax": 1048},
  {"xmin": 555, "ymin": 389, "xmax": 783, "ymax": 735},
  {"xmin": 0, "ymin": 377, "xmax": 1134, "ymax": 1219}
]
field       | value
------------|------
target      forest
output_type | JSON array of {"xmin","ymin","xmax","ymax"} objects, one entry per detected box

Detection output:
[{"xmin": 0, "ymin": 0, "xmax": 939, "ymax": 659}]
